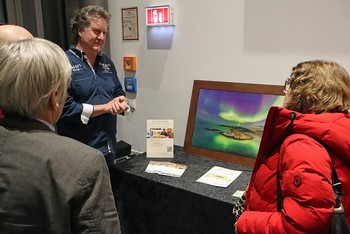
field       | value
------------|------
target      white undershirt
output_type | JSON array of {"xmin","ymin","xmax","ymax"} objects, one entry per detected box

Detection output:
[{"xmin": 81, "ymin": 103, "xmax": 93, "ymax": 124}]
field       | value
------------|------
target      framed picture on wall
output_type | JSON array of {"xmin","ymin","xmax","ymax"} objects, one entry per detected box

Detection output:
[
  {"xmin": 183, "ymin": 80, "xmax": 284, "ymax": 167},
  {"xmin": 121, "ymin": 7, "xmax": 139, "ymax": 40}
]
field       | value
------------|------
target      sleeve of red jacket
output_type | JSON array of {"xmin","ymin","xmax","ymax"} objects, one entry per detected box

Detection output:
[{"xmin": 236, "ymin": 135, "xmax": 335, "ymax": 234}]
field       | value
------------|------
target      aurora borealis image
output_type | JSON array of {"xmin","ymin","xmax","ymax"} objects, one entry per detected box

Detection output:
[{"xmin": 191, "ymin": 88, "xmax": 284, "ymax": 158}]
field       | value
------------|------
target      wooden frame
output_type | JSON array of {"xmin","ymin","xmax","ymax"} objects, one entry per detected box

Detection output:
[
  {"xmin": 121, "ymin": 7, "xmax": 139, "ymax": 40},
  {"xmin": 184, "ymin": 80, "xmax": 284, "ymax": 167}
]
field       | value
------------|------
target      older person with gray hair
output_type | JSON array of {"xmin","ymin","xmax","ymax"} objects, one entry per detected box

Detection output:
[{"xmin": 0, "ymin": 38, "xmax": 121, "ymax": 233}]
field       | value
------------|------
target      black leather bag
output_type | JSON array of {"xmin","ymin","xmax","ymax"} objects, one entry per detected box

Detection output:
[
  {"xmin": 329, "ymin": 163, "xmax": 350, "ymax": 234},
  {"xmin": 331, "ymin": 205, "xmax": 350, "ymax": 234}
]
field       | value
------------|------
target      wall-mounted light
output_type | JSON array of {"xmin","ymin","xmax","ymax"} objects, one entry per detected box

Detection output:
[{"xmin": 146, "ymin": 5, "xmax": 174, "ymax": 26}]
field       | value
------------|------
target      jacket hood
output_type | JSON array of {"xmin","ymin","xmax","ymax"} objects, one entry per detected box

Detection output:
[{"xmin": 255, "ymin": 106, "xmax": 350, "ymax": 171}]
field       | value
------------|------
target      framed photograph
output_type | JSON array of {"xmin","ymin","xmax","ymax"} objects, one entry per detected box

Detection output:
[
  {"xmin": 121, "ymin": 7, "xmax": 139, "ymax": 40},
  {"xmin": 183, "ymin": 80, "xmax": 284, "ymax": 167}
]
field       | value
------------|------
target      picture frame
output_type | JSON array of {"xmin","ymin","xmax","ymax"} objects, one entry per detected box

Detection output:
[
  {"xmin": 183, "ymin": 80, "xmax": 284, "ymax": 167},
  {"xmin": 121, "ymin": 7, "xmax": 139, "ymax": 40}
]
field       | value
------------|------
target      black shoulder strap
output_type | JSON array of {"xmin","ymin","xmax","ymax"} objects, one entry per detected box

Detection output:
[
  {"xmin": 329, "ymin": 156, "xmax": 342, "ymax": 208},
  {"xmin": 276, "ymin": 168, "xmax": 283, "ymax": 211},
  {"xmin": 314, "ymin": 139, "xmax": 343, "ymax": 207}
]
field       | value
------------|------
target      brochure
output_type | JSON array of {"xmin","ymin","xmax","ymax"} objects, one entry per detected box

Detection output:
[
  {"xmin": 146, "ymin": 119, "xmax": 174, "ymax": 158},
  {"xmin": 145, "ymin": 161, "xmax": 187, "ymax": 177},
  {"xmin": 196, "ymin": 166, "xmax": 242, "ymax": 188}
]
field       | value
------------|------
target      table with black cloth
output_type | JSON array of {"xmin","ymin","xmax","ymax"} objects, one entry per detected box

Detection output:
[{"xmin": 110, "ymin": 145, "xmax": 252, "ymax": 234}]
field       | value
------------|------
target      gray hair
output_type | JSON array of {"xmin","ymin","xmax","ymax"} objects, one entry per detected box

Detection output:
[
  {"xmin": 70, "ymin": 5, "xmax": 111, "ymax": 44},
  {"xmin": 0, "ymin": 38, "xmax": 71, "ymax": 118}
]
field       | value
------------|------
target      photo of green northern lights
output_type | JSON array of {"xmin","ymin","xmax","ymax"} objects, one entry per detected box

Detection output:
[{"xmin": 191, "ymin": 88, "xmax": 284, "ymax": 159}]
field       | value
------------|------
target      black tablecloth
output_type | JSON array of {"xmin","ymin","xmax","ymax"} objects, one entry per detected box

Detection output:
[{"xmin": 110, "ymin": 145, "xmax": 252, "ymax": 234}]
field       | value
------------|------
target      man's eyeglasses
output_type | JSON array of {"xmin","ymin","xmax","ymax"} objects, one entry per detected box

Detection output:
[{"xmin": 284, "ymin": 78, "xmax": 292, "ymax": 92}]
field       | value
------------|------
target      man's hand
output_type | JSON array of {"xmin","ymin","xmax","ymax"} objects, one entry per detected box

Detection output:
[
  {"xmin": 92, "ymin": 96, "xmax": 130, "ymax": 117},
  {"xmin": 108, "ymin": 96, "xmax": 129, "ymax": 115}
]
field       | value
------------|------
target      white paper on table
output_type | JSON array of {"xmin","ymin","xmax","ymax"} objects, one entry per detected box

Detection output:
[
  {"xmin": 145, "ymin": 161, "xmax": 187, "ymax": 177},
  {"xmin": 196, "ymin": 166, "xmax": 242, "ymax": 188},
  {"xmin": 232, "ymin": 190, "xmax": 245, "ymax": 198}
]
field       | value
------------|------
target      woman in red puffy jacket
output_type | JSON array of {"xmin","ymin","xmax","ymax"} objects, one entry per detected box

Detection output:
[{"xmin": 235, "ymin": 60, "xmax": 350, "ymax": 233}]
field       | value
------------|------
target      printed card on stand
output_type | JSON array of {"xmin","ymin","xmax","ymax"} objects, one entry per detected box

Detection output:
[{"xmin": 147, "ymin": 119, "xmax": 174, "ymax": 158}]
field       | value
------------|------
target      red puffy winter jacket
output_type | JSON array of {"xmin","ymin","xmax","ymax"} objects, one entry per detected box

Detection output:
[{"xmin": 237, "ymin": 107, "xmax": 350, "ymax": 234}]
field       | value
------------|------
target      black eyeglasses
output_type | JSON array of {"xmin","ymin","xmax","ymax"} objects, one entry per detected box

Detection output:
[{"xmin": 284, "ymin": 78, "xmax": 292, "ymax": 92}]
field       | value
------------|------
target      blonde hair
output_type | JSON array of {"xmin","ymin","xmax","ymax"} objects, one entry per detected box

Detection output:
[
  {"xmin": 283, "ymin": 60, "xmax": 350, "ymax": 114},
  {"xmin": 0, "ymin": 38, "xmax": 71, "ymax": 118}
]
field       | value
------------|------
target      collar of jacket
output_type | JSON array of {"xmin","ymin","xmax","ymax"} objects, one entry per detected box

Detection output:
[
  {"xmin": 0, "ymin": 115, "xmax": 54, "ymax": 132},
  {"xmin": 253, "ymin": 107, "xmax": 293, "ymax": 172},
  {"xmin": 69, "ymin": 45, "xmax": 102, "ymax": 60}
]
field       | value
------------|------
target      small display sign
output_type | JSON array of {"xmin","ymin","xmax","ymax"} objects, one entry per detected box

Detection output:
[{"xmin": 146, "ymin": 5, "xmax": 174, "ymax": 26}]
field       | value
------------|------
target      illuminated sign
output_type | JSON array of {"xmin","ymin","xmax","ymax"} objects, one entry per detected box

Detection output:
[{"xmin": 146, "ymin": 5, "xmax": 174, "ymax": 26}]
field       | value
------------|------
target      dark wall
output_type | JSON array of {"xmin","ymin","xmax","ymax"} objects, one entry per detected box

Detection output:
[
  {"xmin": 62, "ymin": 0, "xmax": 110, "ymax": 55},
  {"xmin": 41, "ymin": 0, "xmax": 68, "ymax": 50},
  {"xmin": 3, "ymin": 0, "xmax": 110, "ymax": 53},
  {"xmin": 0, "ymin": 0, "xmax": 6, "ymax": 24}
]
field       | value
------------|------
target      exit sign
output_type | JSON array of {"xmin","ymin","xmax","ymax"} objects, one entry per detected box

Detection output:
[{"xmin": 146, "ymin": 5, "xmax": 174, "ymax": 26}]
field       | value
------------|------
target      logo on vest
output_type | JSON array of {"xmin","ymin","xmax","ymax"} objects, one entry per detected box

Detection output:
[
  {"xmin": 100, "ymin": 63, "xmax": 112, "ymax": 74},
  {"xmin": 72, "ymin": 64, "xmax": 83, "ymax": 71}
]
